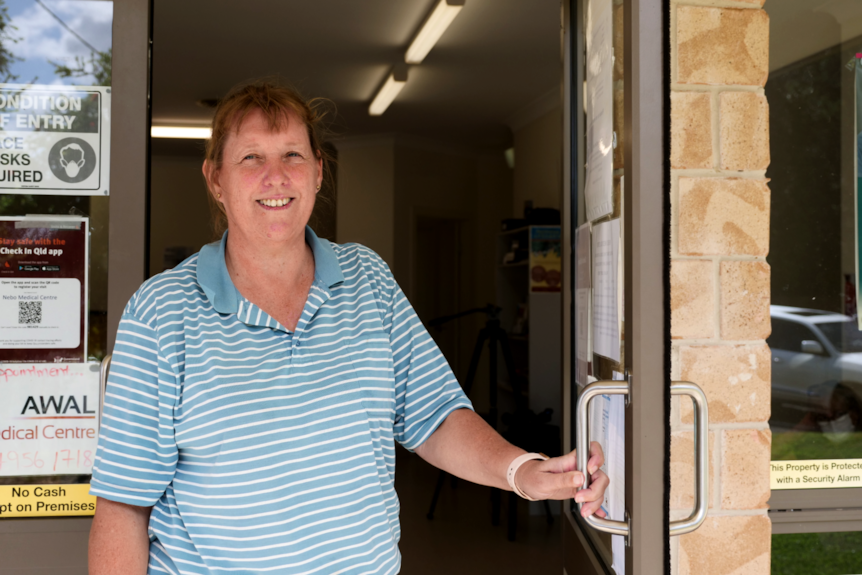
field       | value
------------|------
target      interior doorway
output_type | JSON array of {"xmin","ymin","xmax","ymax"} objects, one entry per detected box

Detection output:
[{"xmin": 146, "ymin": 0, "xmax": 566, "ymax": 570}]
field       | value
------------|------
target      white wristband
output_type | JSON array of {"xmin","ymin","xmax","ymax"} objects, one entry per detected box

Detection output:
[{"xmin": 506, "ymin": 452, "xmax": 549, "ymax": 501}]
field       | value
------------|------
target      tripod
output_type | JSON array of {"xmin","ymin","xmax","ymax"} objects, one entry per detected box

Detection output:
[{"xmin": 425, "ymin": 305, "xmax": 526, "ymax": 524}]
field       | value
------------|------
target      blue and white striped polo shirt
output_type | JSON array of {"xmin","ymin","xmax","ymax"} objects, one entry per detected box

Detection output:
[{"xmin": 90, "ymin": 227, "xmax": 473, "ymax": 575}]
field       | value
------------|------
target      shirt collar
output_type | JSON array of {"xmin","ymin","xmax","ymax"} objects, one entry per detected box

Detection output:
[{"xmin": 197, "ymin": 226, "xmax": 344, "ymax": 315}]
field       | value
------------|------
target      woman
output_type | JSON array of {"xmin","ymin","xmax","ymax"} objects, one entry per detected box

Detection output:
[{"xmin": 88, "ymin": 81, "xmax": 608, "ymax": 574}]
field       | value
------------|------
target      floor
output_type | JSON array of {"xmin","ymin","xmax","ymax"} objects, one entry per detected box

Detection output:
[{"xmin": 395, "ymin": 446, "xmax": 563, "ymax": 575}]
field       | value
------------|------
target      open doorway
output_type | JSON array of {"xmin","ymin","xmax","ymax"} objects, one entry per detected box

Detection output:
[{"xmin": 148, "ymin": 0, "xmax": 564, "ymax": 570}]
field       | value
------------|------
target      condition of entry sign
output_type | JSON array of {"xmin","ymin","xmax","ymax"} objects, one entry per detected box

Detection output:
[{"xmin": 0, "ymin": 84, "xmax": 111, "ymax": 196}]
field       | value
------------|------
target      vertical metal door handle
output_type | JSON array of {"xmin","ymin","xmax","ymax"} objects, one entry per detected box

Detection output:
[
  {"xmin": 575, "ymin": 379, "xmax": 630, "ymax": 536},
  {"xmin": 669, "ymin": 381, "xmax": 709, "ymax": 536},
  {"xmin": 575, "ymin": 379, "xmax": 710, "ymax": 538},
  {"xmin": 99, "ymin": 354, "xmax": 112, "ymax": 421}
]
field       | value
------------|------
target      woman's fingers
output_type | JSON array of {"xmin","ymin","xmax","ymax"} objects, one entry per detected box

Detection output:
[
  {"xmin": 587, "ymin": 441, "xmax": 605, "ymax": 474},
  {"xmin": 542, "ymin": 443, "xmax": 603, "ymax": 475},
  {"xmin": 519, "ymin": 467, "xmax": 583, "ymax": 500},
  {"xmin": 540, "ymin": 450, "xmax": 578, "ymax": 474},
  {"xmin": 517, "ymin": 450, "xmax": 611, "ymax": 508},
  {"xmin": 576, "ymin": 469, "xmax": 609, "ymax": 517}
]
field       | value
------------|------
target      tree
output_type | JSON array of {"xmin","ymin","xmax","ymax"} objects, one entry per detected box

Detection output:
[
  {"xmin": 52, "ymin": 48, "xmax": 111, "ymax": 87},
  {"xmin": 0, "ymin": 0, "xmax": 20, "ymax": 82}
]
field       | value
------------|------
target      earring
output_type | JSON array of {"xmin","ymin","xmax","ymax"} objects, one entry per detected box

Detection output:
[
  {"xmin": 217, "ymin": 193, "xmax": 221, "ymax": 199},
  {"xmin": 316, "ymin": 185, "xmax": 321, "ymax": 191}
]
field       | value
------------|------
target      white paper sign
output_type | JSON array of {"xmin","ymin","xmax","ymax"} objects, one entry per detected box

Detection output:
[
  {"xmin": 592, "ymin": 219, "xmax": 621, "ymax": 362},
  {"xmin": 0, "ymin": 278, "xmax": 81, "ymax": 348},
  {"xmin": 0, "ymin": 362, "xmax": 101, "ymax": 476},
  {"xmin": 584, "ymin": 0, "xmax": 615, "ymax": 221},
  {"xmin": 0, "ymin": 84, "xmax": 110, "ymax": 196}
]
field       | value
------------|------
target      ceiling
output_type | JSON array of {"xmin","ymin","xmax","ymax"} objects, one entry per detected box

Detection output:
[{"xmin": 151, "ymin": 0, "xmax": 562, "ymax": 153}]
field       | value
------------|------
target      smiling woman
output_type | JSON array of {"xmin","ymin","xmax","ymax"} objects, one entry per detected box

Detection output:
[
  {"xmin": 87, "ymin": 79, "xmax": 609, "ymax": 575},
  {"xmin": 201, "ymin": 82, "xmax": 335, "ymax": 238}
]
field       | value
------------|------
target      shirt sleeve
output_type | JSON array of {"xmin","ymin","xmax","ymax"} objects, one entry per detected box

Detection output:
[
  {"xmin": 89, "ymin": 310, "xmax": 179, "ymax": 507},
  {"xmin": 386, "ymin": 285, "xmax": 473, "ymax": 451}
]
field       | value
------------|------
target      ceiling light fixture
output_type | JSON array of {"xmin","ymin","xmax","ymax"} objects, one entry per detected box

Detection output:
[
  {"xmin": 151, "ymin": 126, "xmax": 212, "ymax": 139},
  {"xmin": 404, "ymin": 0, "xmax": 465, "ymax": 64},
  {"xmin": 369, "ymin": 66, "xmax": 408, "ymax": 116}
]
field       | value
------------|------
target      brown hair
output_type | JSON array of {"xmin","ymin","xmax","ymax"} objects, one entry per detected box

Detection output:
[{"xmin": 203, "ymin": 79, "xmax": 336, "ymax": 237}]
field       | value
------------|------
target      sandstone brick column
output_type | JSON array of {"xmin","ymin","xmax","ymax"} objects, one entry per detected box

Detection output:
[{"xmin": 669, "ymin": 1, "xmax": 772, "ymax": 573}]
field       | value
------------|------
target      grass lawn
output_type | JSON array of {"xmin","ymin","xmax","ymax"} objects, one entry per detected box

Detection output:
[{"xmin": 773, "ymin": 532, "xmax": 862, "ymax": 575}]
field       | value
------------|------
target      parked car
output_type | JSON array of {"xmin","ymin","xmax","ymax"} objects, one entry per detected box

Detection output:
[{"xmin": 769, "ymin": 305, "xmax": 862, "ymax": 434}]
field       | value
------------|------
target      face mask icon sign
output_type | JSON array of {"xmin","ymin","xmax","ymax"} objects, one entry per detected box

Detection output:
[
  {"xmin": 59, "ymin": 144, "xmax": 86, "ymax": 178},
  {"xmin": 48, "ymin": 137, "xmax": 97, "ymax": 184}
]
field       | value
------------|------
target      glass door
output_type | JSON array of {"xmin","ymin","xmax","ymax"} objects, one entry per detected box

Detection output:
[
  {"xmin": 0, "ymin": 0, "xmax": 150, "ymax": 572},
  {"xmin": 562, "ymin": 0, "xmax": 707, "ymax": 572}
]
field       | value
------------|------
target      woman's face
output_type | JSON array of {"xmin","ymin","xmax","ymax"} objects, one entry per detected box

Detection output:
[{"xmin": 207, "ymin": 108, "xmax": 322, "ymax": 245}]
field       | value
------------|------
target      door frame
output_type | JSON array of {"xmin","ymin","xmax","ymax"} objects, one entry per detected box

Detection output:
[{"xmin": 561, "ymin": 0, "xmax": 669, "ymax": 571}]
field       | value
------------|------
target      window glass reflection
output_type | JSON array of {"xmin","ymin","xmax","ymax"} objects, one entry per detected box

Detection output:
[
  {"xmin": 773, "ymin": 532, "xmax": 862, "ymax": 575},
  {"xmin": 3, "ymin": 0, "xmax": 112, "ymax": 86},
  {"xmin": 766, "ymin": 0, "xmax": 862, "ymax": 468}
]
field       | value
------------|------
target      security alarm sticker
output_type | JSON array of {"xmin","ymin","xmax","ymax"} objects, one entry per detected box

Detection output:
[
  {"xmin": 0, "ymin": 84, "xmax": 110, "ymax": 195},
  {"xmin": 0, "ymin": 216, "xmax": 88, "ymax": 362},
  {"xmin": 771, "ymin": 459, "xmax": 862, "ymax": 489}
]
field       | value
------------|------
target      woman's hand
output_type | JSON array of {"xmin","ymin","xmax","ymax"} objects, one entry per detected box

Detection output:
[{"xmin": 514, "ymin": 441, "xmax": 609, "ymax": 518}]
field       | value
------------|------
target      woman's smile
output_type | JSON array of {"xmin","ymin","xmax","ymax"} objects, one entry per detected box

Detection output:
[{"xmin": 257, "ymin": 197, "xmax": 294, "ymax": 209}]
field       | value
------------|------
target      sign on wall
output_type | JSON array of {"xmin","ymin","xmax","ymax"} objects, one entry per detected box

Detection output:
[
  {"xmin": 0, "ymin": 84, "xmax": 110, "ymax": 196},
  {"xmin": 0, "ymin": 216, "xmax": 89, "ymax": 363},
  {"xmin": 529, "ymin": 226, "xmax": 562, "ymax": 292}
]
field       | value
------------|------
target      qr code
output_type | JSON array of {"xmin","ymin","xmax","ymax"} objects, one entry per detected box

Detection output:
[{"xmin": 18, "ymin": 301, "xmax": 42, "ymax": 324}]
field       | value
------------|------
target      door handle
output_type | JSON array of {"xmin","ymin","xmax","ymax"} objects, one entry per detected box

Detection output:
[
  {"xmin": 99, "ymin": 354, "xmax": 112, "ymax": 421},
  {"xmin": 576, "ymin": 379, "xmax": 630, "ymax": 536},
  {"xmin": 669, "ymin": 381, "xmax": 709, "ymax": 536},
  {"xmin": 575, "ymin": 379, "xmax": 709, "ymax": 538}
]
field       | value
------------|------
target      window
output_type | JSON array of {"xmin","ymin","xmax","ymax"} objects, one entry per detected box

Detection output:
[{"xmin": 766, "ymin": 0, "xmax": 862, "ymax": 542}]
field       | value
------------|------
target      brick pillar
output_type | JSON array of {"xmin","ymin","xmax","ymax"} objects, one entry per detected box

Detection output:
[{"xmin": 669, "ymin": 1, "xmax": 772, "ymax": 573}]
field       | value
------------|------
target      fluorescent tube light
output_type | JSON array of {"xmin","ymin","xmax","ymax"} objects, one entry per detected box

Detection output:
[
  {"xmin": 151, "ymin": 126, "xmax": 212, "ymax": 139},
  {"xmin": 405, "ymin": 0, "xmax": 465, "ymax": 64},
  {"xmin": 369, "ymin": 67, "xmax": 408, "ymax": 116}
]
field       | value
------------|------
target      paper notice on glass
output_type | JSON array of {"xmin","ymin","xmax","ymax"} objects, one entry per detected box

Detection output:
[
  {"xmin": 592, "ymin": 219, "xmax": 620, "ymax": 362},
  {"xmin": 575, "ymin": 224, "xmax": 592, "ymax": 386},
  {"xmin": 0, "ymin": 362, "xmax": 101, "ymax": 476},
  {"xmin": 584, "ymin": 0, "xmax": 614, "ymax": 221},
  {"xmin": 609, "ymin": 372, "xmax": 626, "ymax": 575},
  {"xmin": 0, "ymin": 216, "xmax": 89, "ymax": 362}
]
